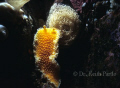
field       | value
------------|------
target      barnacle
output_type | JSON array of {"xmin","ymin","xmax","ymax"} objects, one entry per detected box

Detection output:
[
  {"xmin": 33, "ymin": 25, "xmax": 61, "ymax": 88},
  {"xmin": 46, "ymin": 3, "xmax": 80, "ymax": 45}
]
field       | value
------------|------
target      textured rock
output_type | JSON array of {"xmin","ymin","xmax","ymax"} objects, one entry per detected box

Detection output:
[{"xmin": 87, "ymin": 8, "xmax": 120, "ymax": 88}]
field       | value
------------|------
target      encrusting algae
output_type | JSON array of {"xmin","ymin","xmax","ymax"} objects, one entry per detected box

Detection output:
[{"xmin": 33, "ymin": 25, "xmax": 61, "ymax": 88}]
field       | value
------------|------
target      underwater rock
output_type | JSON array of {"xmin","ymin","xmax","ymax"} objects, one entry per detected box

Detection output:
[
  {"xmin": 70, "ymin": 0, "xmax": 96, "ymax": 13},
  {"xmin": 0, "ymin": 24, "xmax": 8, "ymax": 41},
  {"xmin": 87, "ymin": 8, "xmax": 120, "ymax": 88},
  {"xmin": 70, "ymin": 0, "xmax": 84, "ymax": 13},
  {"xmin": 0, "ymin": 2, "xmax": 25, "ymax": 26},
  {"xmin": 0, "ymin": 1, "xmax": 35, "ymax": 88},
  {"xmin": 114, "ymin": 0, "xmax": 120, "ymax": 4}
]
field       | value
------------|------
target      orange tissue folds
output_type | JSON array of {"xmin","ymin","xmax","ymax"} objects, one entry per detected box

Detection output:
[{"xmin": 33, "ymin": 25, "xmax": 61, "ymax": 88}]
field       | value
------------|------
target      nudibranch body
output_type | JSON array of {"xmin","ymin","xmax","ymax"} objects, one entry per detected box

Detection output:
[{"xmin": 33, "ymin": 25, "xmax": 61, "ymax": 88}]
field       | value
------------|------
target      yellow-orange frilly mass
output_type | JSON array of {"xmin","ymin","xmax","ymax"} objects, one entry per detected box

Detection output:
[{"xmin": 33, "ymin": 25, "xmax": 61, "ymax": 88}]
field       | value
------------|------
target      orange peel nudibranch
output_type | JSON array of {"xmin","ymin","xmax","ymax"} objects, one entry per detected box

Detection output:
[{"xmin": 33, "ymin": 25, "xmax": 61, "ymax": 88}]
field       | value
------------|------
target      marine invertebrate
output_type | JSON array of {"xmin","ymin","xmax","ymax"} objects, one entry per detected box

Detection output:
[
  {"xmin": 33, "ymin": 25, "xmax": 61, "ymax": 88},
  {"xmin": 5, "ymin": 0, "xmax": 30, "ymax": 10},
  {"xmin": 46, "ymin": 3, "xmax": 80, "ymax": 45}
]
